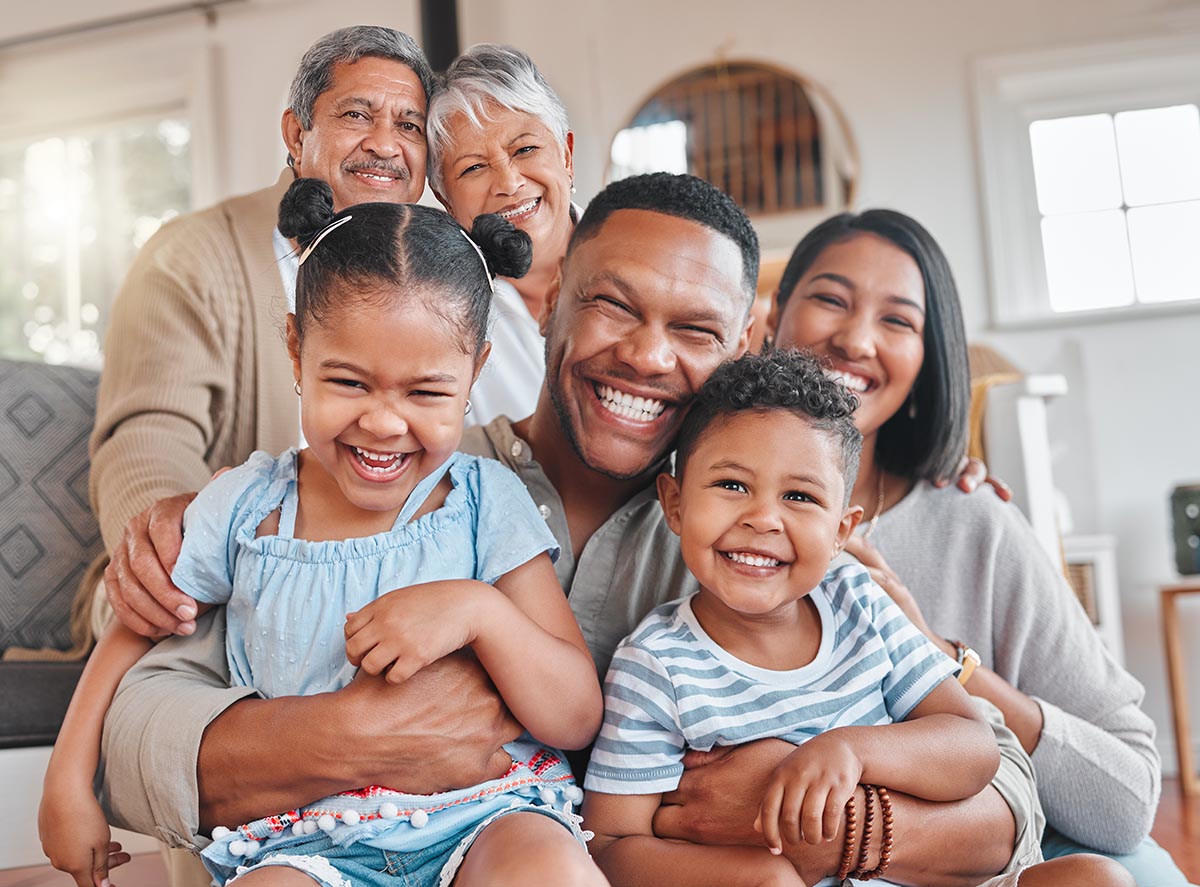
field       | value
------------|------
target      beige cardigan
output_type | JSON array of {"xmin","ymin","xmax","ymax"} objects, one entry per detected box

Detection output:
[{"xmin": 78, "ymin": 171, "xmax": 299, "ymax": 644}]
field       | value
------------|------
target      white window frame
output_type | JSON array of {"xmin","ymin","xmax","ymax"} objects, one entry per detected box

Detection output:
[{"xmin": 973, "ymin": 33, "xmax": 1200, "ymax": 328}]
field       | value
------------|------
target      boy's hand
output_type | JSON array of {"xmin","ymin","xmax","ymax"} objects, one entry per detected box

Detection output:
[
  {"xmin": 39, "ymin": 790, "xmax": 130, "ymax": 887},
  {"xmin": 344, "ymin": 581, "xmax": 483, "ymax": 684},
  {"xmin": 755, "ymin": 734, "xmax": 862, "ymax": 853}
]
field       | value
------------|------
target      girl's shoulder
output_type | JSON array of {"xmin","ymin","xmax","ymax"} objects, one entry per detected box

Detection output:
[{"xmin": 185, "ymin": 448, "xmax": 298, "ymax": 536}]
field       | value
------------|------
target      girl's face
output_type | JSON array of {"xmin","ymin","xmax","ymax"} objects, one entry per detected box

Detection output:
[
  {"xmin": 771, "ymin": 233, "xmax": 926, "ymax": 439},
  {"xmin": 288, "ymin": 286, "xmax": 484, "ymax": 518},
  {"xmin": 433, "ymin": 103, "xmax": 574, "ymax": 268}
]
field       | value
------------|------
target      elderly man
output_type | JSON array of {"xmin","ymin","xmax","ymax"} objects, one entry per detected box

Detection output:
[
  {"xmin": 89, "ymin": 25, "xmax": 432, "ymax": 639},
  {"xmin": 103, "ymin": 173, "xmax": 1040, "ymax": 886}
]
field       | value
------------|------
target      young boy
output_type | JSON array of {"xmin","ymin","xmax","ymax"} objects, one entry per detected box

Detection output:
[{"xmin": 580, "ymin": 350, "xmax": 1132, "ymax": 887}]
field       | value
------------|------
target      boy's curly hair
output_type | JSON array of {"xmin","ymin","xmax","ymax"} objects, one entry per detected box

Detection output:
[{"xmin": 674, "ymin": 349, "xmax": 863, "ymax": 501}]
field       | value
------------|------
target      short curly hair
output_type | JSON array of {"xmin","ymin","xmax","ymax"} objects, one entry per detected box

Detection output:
[{"xmin": 674, "ymin": 349, "xmax": 863, "ymax": 502}]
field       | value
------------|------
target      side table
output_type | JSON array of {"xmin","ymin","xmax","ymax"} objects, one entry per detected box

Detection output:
[{"xmin": 1161, "ymin": 579, "xmax": 1200, "ymax": 796}]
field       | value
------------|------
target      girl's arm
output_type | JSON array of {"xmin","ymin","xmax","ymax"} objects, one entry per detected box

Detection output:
[
  {"xmin": 344, "ymin": 553, "xmax": 602, "ymax": 750},
  {"xmin": 584, "ymin": 790, "xmax": 805, "ymax": 887},
  {"xmin": 757, "ymin": 677, "xmax": 999, "ymax": 853},
  {"xmin": 39, "ymin": 622, "xmax": 153, "ymax": 887}
]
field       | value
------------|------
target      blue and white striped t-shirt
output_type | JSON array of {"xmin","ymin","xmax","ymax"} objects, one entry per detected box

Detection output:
[{"xmin": 585, "ymin": 563, "xmax": 960, "ymax": 795}]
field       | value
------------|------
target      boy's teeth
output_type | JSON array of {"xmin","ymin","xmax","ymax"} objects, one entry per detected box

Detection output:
[
  {"xmin": 726, "ymin": 551, "xmax": 782, "ymax": 567},
  {"xmin": 595, "ymin": 383, "xmax": 666, "ymax": 422},
  {"xmin": 824, "ymin": 369, "xmax": 869, "ymax": 393}
]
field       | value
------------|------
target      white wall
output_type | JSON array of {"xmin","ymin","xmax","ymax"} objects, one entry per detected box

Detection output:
[
  {"xmin": 4, "ymin": 0, "xmax": 1198, "ymax": 775},
  {"xmin": 458, "ymin": 0, "xmax": 1200, "ymax": 773}
]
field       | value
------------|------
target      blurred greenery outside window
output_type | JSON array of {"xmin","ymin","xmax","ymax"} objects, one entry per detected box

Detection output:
[{"xmin": 0, "ymin": 113, "xmax": 192, "ymax": 368}]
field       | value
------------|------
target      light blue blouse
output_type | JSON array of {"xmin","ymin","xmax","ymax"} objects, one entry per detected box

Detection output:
[{"xmin": 171, "ymin": 449, "xmax": 559, "ymax": 700}]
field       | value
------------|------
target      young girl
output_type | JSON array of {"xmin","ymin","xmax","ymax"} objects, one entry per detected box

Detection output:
[{"xmin": 39, "ymin": 178, "xmax": 607, "ymax": 887}]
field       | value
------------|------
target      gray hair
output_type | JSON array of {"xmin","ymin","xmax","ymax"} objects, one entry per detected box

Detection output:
[
  {"xmin": 287, "ymin": 26, "xmax": 435, "ymax": 132},
  {"xmin": 426, "ymin": 44, "xmax": 569, "ymax": 193}
]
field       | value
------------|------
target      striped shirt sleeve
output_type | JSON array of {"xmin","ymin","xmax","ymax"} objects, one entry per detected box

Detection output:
[
  {"xmin": 584, "ymin": 641, "xmax": 687, "ymax": 795},
  {"xmin": 865, "ymin": 578, "xmax": 961, "ymax": 720}
]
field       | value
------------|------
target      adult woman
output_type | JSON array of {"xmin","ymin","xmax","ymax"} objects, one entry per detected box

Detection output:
[
  {"xmin": 769, "ymin": 210, "xmax": 1184, "ymax": 886},
  {"xmin": 427, "ymin": 44, "xmax": 578, "ymax": 426}
]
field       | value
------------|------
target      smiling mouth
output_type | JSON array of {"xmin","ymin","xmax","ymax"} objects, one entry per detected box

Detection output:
[
  {"xmin": 824, "ymin": 368, "xmax": 872, "ymax": 394},
  {"xmin": 498, "ymin": 197, "xmax": 540, "ymax": 222},
  {"xmin": 349, "ymin": 445, "xmax": 412, "ymax": 480},
  {"xmin": 593, "ymin": 383, "xmax": 667, "ymax": 423},
  {"xmin": 348, "ymin": 168, "xmax": 405, "ymax": 185},
  {"xmin": 722, "ymin": 551, "xmax": 785, "ymax": 568}
]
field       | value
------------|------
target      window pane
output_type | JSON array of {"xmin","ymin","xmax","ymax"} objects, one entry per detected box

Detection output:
[
  {"xmin": 0, "ymin": 116, "xmax": 190, "ymax": 368},
  {"xmin": 1127, "ymin": 201, "xmax": 1200, "ymax": 304},
  {"xmin": 1030, "ymin": 114, "xmax": 1123, "ymax": 215},
  {"xmin": 1115, "ymin": 104, "xmax": 1200, "ymax": 207},
  {"xmin": 1041, "ymin": 210, "xmax": 1135, "ymax": 312}
]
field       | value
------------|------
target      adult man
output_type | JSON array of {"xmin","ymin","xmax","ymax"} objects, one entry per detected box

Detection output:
[
  {"xmin": 90, "ymin": 25, "xmax": 433, "ymax": 639},
  {"xmin": 104, "ymin": 174, "xmax": 1039, "ymax": 885}
]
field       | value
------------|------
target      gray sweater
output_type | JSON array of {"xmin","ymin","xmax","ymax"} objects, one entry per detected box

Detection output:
[{"xmin": 867, "ymin": 481, "xmax": 1159, "ymax": 854}]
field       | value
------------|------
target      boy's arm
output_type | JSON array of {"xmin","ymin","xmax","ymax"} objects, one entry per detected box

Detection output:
[
  {"xmin": 584, "ymin": 791, "xmax": 805, "ymax": 887},
  {"xmin": 40, "ymin": 623, "xmax": 154, "ymax": 886}
]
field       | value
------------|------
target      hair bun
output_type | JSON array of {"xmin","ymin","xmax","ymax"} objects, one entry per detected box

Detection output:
[
  {"xmin": 278, "ymin": 178, "xmax": 336, "ymax": 247},
  {"xmin": 470, "ymin": 213, "xmax": 533, "ymax": 280}
]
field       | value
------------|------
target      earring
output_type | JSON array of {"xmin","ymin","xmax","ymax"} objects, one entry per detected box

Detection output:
[
  {"xmin": 464, "ymin": 399, "xmax": 473, "ymax": 415},
  {"xmin": 570, "ymin": 179, "xmax": 576, "ymax": 195},
  {"xmin": 907, "ymin": 393, "xmax": 917, "ymax": 420},
  {"xmin": 294, "ymin": 381, "xmax": 301, "ymax": 396}
]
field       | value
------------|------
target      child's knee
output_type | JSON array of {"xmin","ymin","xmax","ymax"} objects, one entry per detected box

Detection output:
[
  {"xmin": 1019, "ymin": 853, "xmax": 1135, "ymax": 887},
  {"xmin": 459, "ymin": 812, "xmax": 608, "ymax": 887}
]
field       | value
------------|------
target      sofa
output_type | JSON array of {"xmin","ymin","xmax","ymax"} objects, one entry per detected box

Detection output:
[{"xmin": 0, "ymin": 357, "xmax": 103, "ymax": 868}]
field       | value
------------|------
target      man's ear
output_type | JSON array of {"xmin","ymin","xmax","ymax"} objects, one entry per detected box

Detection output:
[
  {"xmin": 834, "ymin": 504, "xmax": 865, "ymax": 556},
  {"xmin": 735, "ymin": 312, "xmax": 755, "ymax": 358},
  {"xmin": 286, "ymin": 313, "xmax": 302, "ymax": 384},
  {"xmin": 656, "ymin": 471, "xmax": 684, "ymax": 537},
  {"xmin": 538, "ymin": 259, "xmax": 565, "ymax": 336},
  {"xmin": 282, "ymin": 110, "xmax": 305, "ymax": 175}
]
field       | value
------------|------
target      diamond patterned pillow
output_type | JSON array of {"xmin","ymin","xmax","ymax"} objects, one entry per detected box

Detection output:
[{"xmin": 0, "ymin": 359, "xmax": 101, "ymax": 654}]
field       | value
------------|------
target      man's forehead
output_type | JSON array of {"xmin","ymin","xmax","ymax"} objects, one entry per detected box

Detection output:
[
  {"xmin": 323, "ymin": 57, "xmax": 426, "ymax": 106},
  {"xmin": 565, "ymin": 208, "xmax": 747, "ymax": 310}
]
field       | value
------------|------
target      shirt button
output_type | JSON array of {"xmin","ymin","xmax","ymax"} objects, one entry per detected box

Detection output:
[
  {"xmin": 538, "ymin": 504, "xmax": 551, "ymax": 520},
  {"xmin": 510, "ymin": 441, "xmax": 523, "ymax": 459}
]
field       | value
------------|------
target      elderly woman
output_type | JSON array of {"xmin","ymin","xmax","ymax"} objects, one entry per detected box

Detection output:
[{"xmin": 427, "ymin": 44, "xmax": 578, "ymax": 426}]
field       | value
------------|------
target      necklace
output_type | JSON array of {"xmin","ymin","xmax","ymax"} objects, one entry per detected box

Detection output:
[{"xmin": 862, "ymin": 470, "xmax": 886, "ymax": 539}]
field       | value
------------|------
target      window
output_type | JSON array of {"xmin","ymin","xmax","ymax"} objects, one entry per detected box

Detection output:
[
  {"xmin": 607, "ymin": 62, "xmax": 857, "ymax": 217},
  {"xmin": 0, "ymin": 115, "xmax": 192, "ymax": 367},
  {"xmin": 1030, "ymin": 106, "xmax": 1200, "ymax": 313},
  {"xmin": 974, "ymin": 34, "xmax": 1200, "ymax": 326}
]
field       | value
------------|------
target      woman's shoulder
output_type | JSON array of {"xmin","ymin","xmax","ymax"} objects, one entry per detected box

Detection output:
[{"xmin": 892, "ymin": 479, "xmax": 1031, "ymax": 535}]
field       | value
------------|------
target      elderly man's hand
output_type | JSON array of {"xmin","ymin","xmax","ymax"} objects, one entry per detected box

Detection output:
[{"xmin": 104, "ymin": 492, "xmax": 198, "ymax": 638}]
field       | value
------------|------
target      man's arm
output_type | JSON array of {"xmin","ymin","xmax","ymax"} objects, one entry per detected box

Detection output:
[
  {"xmin": 653, "ymin": 709, "xmax": 1040, "ymax": 887},
  {"xmin": 101, "ymin": 607, "xmax": 521, "ymax": 841}
]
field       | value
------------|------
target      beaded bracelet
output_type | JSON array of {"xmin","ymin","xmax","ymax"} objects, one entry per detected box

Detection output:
[
  {"xmin": 855, "ymin": 784, "xmax": 876, "ymax": 875},
  {"xmin": 854, "ymin": 785, "xmax": 894, "ymax": 881},
  {"xmin": 835, "ymin": 793, "xmax": 858, "ymax": 881}
]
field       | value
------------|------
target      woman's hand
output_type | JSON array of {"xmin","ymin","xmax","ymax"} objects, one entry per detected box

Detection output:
[
  {"xmin": 755, "ymin": 734, "xmax": 863, "ymax": 853},
  {"xmin": 934, "ymin": 456, "xmax": 1012, "ymax": 501},
  {"xmin": 344, "ymin": 580, "xmax": 484, "ymax": 684},
  {"xmin": 39, "ymin": 789, "xmax": 130, "ymax": 887}
]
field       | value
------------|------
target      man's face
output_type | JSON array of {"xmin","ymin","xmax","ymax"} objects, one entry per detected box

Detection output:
[
  {"xmin": 542, "ymin": 209, "xmax": 752, "ymax": 481},
  {"xmin": 283, "ymin": 56, "xmax": 427, "ymax": 210}
]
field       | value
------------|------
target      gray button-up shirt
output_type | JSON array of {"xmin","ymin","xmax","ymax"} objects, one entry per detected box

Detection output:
[{"xmin": 460, "ymin": 417, "xmax": 697, "ymax": 678}]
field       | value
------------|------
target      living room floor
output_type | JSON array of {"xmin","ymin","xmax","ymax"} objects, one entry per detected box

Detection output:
[{"xmin": 3, "ymin": 778, "xmax": 1198, "ymax": 886}]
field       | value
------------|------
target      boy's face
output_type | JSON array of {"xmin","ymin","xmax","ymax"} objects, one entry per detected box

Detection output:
[{"xmin": 657, "ymin": 410, "xmax": 862, "ymax": 619}]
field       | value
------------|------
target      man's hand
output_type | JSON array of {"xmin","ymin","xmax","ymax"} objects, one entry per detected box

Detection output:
[
  {"xmin": 200, "ymin": 649, "xmax": 521, "ymax": 827},
  {"xmin": 104, "ymin": 492, "xmax": 198, "ymax": 637},
  {"xmin": 655, "ymin": 740, "xmax": 842, "ymax": 884}
]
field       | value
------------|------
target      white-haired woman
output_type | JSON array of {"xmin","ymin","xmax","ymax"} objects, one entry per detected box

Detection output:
[{"xmin": 428, "ymin": 44, "xmax": 578, "ymax": 426}]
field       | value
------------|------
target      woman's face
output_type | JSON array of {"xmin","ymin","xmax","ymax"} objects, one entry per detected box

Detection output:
[
  {"xmin": 433, "ymin": 103, "xmax": 574, "ymax": 268},
  {"xmin": 771, "ymin": 232, "xmax": 926, "ymax": 438}
]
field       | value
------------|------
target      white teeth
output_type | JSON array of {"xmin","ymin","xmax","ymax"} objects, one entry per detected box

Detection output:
[
  {"xmin": 594, "ymin": 384, "xmax": 666, "ymax": 422},
  {"xmin": 725, "ymin": 551, "xmax": 782, "ymax": 568},
  {"xmin": 499, "ymin": 198, "xmax": 538, "ymax": 219},
  {"xmin": 352, "ymin": 446, "xmax": 406, "ymax": 473},
  {"xmin": 355, "ymin": 172, "xmax": 395, "ymax": 182},
  {"xmin": 824, "ymin": 369, "xmax": 869, "ymax": 393}
]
